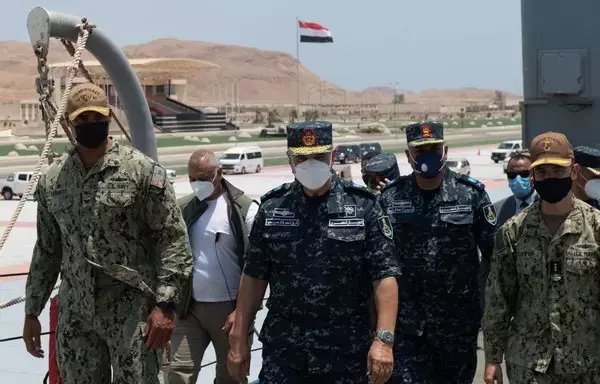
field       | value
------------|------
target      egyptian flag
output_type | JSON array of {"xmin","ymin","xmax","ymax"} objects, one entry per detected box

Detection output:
[{"xmin": 299, "ymin": 20, "xmax": 334, "ymax": 43}]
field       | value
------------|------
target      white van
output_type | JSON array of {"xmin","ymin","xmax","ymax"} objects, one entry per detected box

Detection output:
[
  {"xmin": 219, "ymin": 145, "xmax": 263, "ymax": 174},
  {"xmin": 490, "ymin": 139, "xmax": 523, "ymax": 163}
]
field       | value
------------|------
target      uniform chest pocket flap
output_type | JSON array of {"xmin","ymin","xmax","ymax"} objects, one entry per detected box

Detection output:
[
  {"xmin": 98, "ymin": 184, "xmax": 136, "ymax": 208},
  {"xmin": 439, "ymin": 205, "xmax": 474, "ymax": 226},
  {"xmin": 261, "ymin": 227, "xmax": 300, "ymax": 241},
  {"xmin": 327, "ymin": 227, "xmax": 366, "ymax": 243},
  {"xmin": 566, "ymin": 244, "xmax": 599, "ymax": 275}
]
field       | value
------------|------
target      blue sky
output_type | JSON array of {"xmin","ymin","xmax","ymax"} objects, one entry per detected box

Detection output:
[{"xmin": 3, "ymin": 0, "xmax": 523, "ymax": 93}]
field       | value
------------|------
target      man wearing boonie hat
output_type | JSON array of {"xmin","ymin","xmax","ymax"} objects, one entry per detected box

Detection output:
[
  {"xmin": 572, "ymin": 145, "xmax": 600, "ymax": 209},
  {"xmin": 484, "ymin": 132, "xmax": 600, "ymax": 384},
  {"xmin": 22, "ymin": 82, "xmax": 193, "ymax": 384},
  {"xmin": 379, "ymin": 121, "xmax": 496, "ymax": 384},
  {"xmin": 227, "ymin": 121, "xmax": 400, "ymax": 384}
]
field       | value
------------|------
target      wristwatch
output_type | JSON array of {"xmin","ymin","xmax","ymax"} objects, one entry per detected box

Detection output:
[
  {"xmin": 374, "ymin": 329, "xmax": 395, "ymax": 346},
  {"xmin": 156, "ymin": 301, "xmax": 176, "ymax": 315}
]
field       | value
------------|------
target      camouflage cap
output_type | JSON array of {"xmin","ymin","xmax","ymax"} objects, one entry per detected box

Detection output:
[
  {"xmin": 530, "ymin": 132, "xmax": 573, "ymax": 168},
  {"xmin": 405, "ymin": 121, "xmax": 444, "ymax": 146},
  {"xmin": 287, "ymin": 121, "xmax": 333, "ymax": 155},
  {"xmin": 66, "ymin": 83, "xmax": 110, "ymax": 121},
  {"xmin": 574, "ymin": 145, "xmax": 600, "ymax": 176}
]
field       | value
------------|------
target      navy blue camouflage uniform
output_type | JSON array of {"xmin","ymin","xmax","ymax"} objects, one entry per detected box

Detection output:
[
  {"xmin": 379, "ymin": 122, "xmax": 496, "ymax": 384},
  {"xmin": 243, "ymin": 121, "xmax": 401, "ymax": 384},
  {"xmin": 574, "ymin": 145, "xmax": 600, "ymax": 209}
]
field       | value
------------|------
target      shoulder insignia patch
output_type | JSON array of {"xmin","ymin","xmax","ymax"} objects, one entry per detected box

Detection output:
[
  {"xmin": 483, "ymin": 203, "xmax": 497, "ymax": 225},
  {"xmin": 261, "ymin": 183, "xmax": 291, "ymax": 202},
  {"xmin": 377, "ymin": 216, "xmax": 394, "ymax": 240},
  {"xmin": 457, "ymin": 174, "xmax": 485, "ymax": 191},
  {"xmin": 150, "ymin": 164, "xmax": 167, "ymax": 189}
]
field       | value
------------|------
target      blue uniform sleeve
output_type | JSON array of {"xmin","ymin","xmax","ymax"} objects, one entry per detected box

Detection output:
[
  {"xmin": 363, "ymin": 198, "xmax": 401, "ymax": 281},
  {"xmin": 242, "ymin": 204, "xmax": 271, "ymax": 280},
  {"xmin": 474, "ymin": 190, "xmax": 497, "ymax": 310}
]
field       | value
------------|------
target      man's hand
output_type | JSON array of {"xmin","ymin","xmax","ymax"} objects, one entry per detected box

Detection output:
[
  {"xmin": 367, "ymin": 339, "xmax": 393, "ymax": 384},
  {"xmin": 484, "ymin": 363, "xmax": 503, "ymax": 384},
  {"xmin": 227, "ymin": 336, "xmax": 251, "ymax": 382},
  {"xmin": 222, "ymin": 309, "xmax": 236, "ymax": 335},
  {"xmin": 375, "ymin": 178, "xmax": 392, "ymax": 194},
  {"xmin": 23, "ymin": 314, "xmax": 44, "ymax": 358},
  {"xmin": 143, "ymin": 306, "xmax": 176, "ymax": 351}
]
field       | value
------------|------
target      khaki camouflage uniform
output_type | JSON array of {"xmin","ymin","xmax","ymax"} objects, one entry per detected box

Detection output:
[
  {"xmin": 25, "ymin": 141, "xmax": 193, "ymax": 384},
  {"xmin": 484, "ymin": 198, "xmax": 600, "ymax": 383}
]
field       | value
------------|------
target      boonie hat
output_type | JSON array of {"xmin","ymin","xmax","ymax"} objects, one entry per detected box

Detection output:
[
  {"xmin": 66, "ymin": 83, "xmax": 110, "ymax": 121},
  {"xmin": 574, "ymin": 146, "xmax": 600, "ymax": 176},
  {"xmin": 287, "ymin": 121, "xmax": 333, "ymax": 155},
  {"xmin": 405, "ymin": 121, "xmax": 444, "ymax": 147},
  {"xmin": 530, "ymin": 132, "xmax": 574, "ymax": 168}
]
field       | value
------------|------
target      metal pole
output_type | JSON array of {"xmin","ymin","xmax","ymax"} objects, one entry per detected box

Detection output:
[
  {"xmin": 27, "ymin": 7, "xmax": 158, "ymax": 161},
  {"xmin": 296, "ymin": 17, "xmax": 300, "ymax": 113}
]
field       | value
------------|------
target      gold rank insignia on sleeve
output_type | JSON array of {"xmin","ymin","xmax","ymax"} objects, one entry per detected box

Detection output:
[
  {"xmin": 378, "ymin": 216, "xmax": 393, "ymax": 240},
  {"xmin": 150, "ymin": 165, "xmax": 167, "ymax": 189}
]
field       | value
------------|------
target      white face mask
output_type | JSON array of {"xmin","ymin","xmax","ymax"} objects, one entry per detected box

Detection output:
[
  {"xmin": 190, "ymin": 170, "xmax": 217, "ymax": 201},
  {"xmin": 294, "ymin": 159, "xmax": 331, "ymax": 190},
  {"xmin": 585, "ymin": 179, "xmax": 600, "ymax": 200}
]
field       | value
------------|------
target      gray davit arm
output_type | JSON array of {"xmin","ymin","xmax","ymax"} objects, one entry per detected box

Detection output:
[{"xmin": 26, "ymin": 7, "xmax": 158, "ymax": 161}]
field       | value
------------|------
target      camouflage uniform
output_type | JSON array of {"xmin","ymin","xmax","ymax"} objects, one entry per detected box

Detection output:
[
  {"xmin": 25, "ymin": 141, "xmax": 193, "ymax": 384},
  {"xmin": 244, "ymin": 122, "xmax": 400, "ymax": 384},
  {"xmin": 574, "ymin": 146, "xmax": 600, "ymax": 209},
  {"xmin": 483, "ymin": 198, "xmax": 600, "ymax": 383},
  {"xmin": 379, "ymin": 122, "xmax": 496, "ymax": 384}
]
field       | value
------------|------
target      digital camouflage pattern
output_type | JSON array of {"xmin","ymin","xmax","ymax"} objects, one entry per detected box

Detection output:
[
  {"xmin": 286, "ymin": 121, "xmax": 333, "ymax": 155},
  {"xmin": 483, "ymin": 198, "xmax": 600, "ymax": 378},
  {"xmin": 244, "ymin": 174, "xmax": 400, "ymax": 381},
  {"xmin": 259, "ymin": 344, "xmax": 370, "ymax": 384},
  {"xmin": 379, "ymin": 170, "xmax": 496, "ymax": 382},
  {"xmin": 506, "ymin": 363, "xmax": 600, "ymax": 384},
  {"xmin": 24, "ymin": 140, "xmax": 193, "ymax": 382},
  {"xmin": 56, "ymin": 274, "xmax": 162, "ymax": 383}
]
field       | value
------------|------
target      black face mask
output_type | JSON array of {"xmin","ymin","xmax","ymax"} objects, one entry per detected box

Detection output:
[
  {"xmin": 74, "ymin": 121, "xmax": 109, "ymax": 149},
  {"xmin": 534, "ymin": 177, "xmax": 572, "ymax": 204}
]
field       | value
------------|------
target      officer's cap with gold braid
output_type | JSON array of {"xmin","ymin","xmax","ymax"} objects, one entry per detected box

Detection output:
[
  {"xmin": 405, "ymin": 121, "xmax": 444, "ymax": 147},
  {"xmin": 287, "ymin": 121, "xmax": 333, "ymax": 155}
]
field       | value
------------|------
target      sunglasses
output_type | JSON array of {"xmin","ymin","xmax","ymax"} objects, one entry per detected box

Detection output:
[{"xmin": 506, "ymin": 171, "xmax": 530, "ymax": 180}]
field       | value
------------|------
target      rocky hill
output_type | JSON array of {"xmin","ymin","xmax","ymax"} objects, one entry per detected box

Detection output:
[{"xmin": 0, "ymin": 38, "xmax": 521, "ymax": 106}]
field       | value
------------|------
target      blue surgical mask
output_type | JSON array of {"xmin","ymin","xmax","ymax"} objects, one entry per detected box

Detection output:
[
  {"xmin": 411, "ymin": 152, "xmax": 445, "ymax": 179},
  {"xmin": 509, "ymin": 175, "xmax": 533, "ymax": 199}
]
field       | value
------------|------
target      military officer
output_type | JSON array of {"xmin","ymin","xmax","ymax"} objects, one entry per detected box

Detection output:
[
  {"xmin": 362, "ymin": 153, "xmax": 401, "ymax": 193},
  {"xmin": 379, "ymin": 121, "xmax": 496, "ymax": 384},
  {"xmin": 22, "ymin": 83, "xmax": 193, "ymax": 384},
  {"xmin": 483, "ymin": 132, "xmax": 600, "ymax": 384},
  {"xmin": 572, "ymin": 145, "xmax": 600, "ymax": 209},
  {"xmin": 227, "ymin": 121, "xmax": 401, "ymax": 384}
]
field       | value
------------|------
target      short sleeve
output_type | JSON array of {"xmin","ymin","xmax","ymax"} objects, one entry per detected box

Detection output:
[
  {"xmin": 363, "ymin": 198, "xmax": 401, "ymax": 281},
  {"xmin": 242, "ymin": 204, "xmax": 271, "ymax": 280}
]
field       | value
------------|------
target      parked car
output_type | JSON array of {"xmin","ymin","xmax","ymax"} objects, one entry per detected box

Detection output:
[
  {"xmin": 333, "ymin": 144, "xmax": 360, "ymax": 164},
  {"xmin": 491, "ymin": 140, "xmax": 522, "ymax": 163},
  {"xmin": 1, "ymin": 171, "xmax": 36, "ymax": 200},
  {"xmin": 446, "ymin": 157, "xmax": 471, "ymax": 176},
  {"xmin": 359, "ymin": 142, "xmax": 382, "ymax": 158},
  {"xmin": 219, "ymin": 145, "xmax": 263, "ymax": 174}
]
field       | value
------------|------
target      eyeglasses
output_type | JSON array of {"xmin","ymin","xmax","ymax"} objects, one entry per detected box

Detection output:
[{"xmin": 506, "ymin": 171, "xmax": 530, "ymax": 180}]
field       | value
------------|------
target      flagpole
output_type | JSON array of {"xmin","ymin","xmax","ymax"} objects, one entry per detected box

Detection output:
[{"xmin": 296, "ymin": 17, "xmax": 300, "ymax": 114}]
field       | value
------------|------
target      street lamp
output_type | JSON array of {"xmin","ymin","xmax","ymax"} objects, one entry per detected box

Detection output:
[{"xmin": 388, "ymin": 81, "xmax": 399, "ymax": 119}]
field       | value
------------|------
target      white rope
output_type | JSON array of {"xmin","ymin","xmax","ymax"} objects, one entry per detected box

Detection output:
[{"xmin": 0, "ymin": 27, "xmax": 91, "ymax": 255}]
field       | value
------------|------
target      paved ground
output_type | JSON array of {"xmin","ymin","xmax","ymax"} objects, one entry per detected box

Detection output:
[{"xmin": 0, "ymin": 144, "xmax": 511, "ymax": 383}]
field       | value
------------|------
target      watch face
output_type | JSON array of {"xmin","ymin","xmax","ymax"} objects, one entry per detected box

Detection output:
[{"xmin": 378, "ymin": 330, "xmax": 394, "ymax": 343}]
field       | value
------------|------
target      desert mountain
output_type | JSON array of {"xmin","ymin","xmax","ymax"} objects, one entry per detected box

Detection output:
[{"xmin": 0, "ymin": 38, "xmax": 521, "ymax": 106}]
